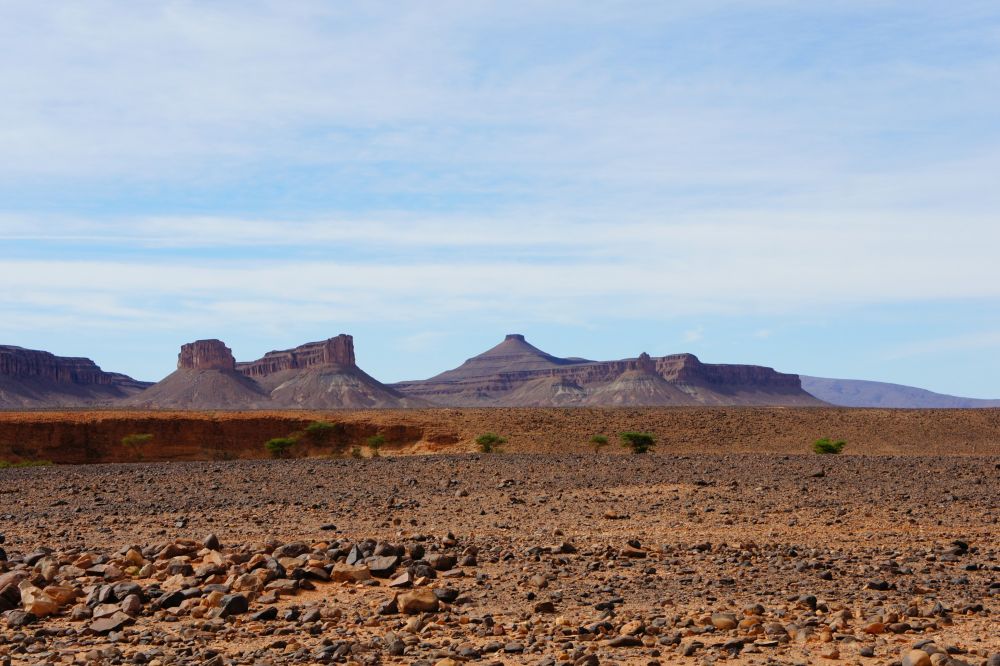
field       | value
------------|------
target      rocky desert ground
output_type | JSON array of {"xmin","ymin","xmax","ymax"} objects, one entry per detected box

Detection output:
[{"xmin": 1, "ymin": 423, "xmax": 999, "ymax": 666}]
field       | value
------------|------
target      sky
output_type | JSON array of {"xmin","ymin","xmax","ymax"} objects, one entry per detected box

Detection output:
[{"xmin": 2, "ymin": 1, "xmax": 1000, "ymax": 397}]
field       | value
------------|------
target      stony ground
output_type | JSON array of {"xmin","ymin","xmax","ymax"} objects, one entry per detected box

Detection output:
[{"xmin": 1, "ymin": 453, "xmax": 998, "ymax": 666}]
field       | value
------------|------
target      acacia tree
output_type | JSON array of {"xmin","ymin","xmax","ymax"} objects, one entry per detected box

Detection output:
[
  {"xmin": 589, "ymin": 435, "xmax": 609, "ymax": 453},
  {"xmin": 476, "ymin": 433, "xmax": 506, "ymax": 453},
  {"xmin": 366, "ymin": 434, "xmax": 385, "ymax": 457},
  {"xmin": 620, "ymin": 432, "xmax": 655, "ymax": 454}
]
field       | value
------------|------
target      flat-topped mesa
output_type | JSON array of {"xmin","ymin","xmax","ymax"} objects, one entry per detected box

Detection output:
[
  {"xmin": 177, "ymin": 339, "xmax": 236, "ymax": 371},
  {"xmin": 655, "ymin": 353, "xmax": 802, "ymax": 388},
  {"xmin": 237, "ymin": 335, "xmax": 356, "ymax": 379},
  {"xmin": 0, "ymin": 345, "xmax": 117, "ymax": 386}
]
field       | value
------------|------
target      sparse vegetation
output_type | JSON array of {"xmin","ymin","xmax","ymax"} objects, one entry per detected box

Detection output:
[
  {"xmin": 304, "ymin": 421, "xmax": 339, "ymax": 441},
  {"xmin": 620, "ymin": 431, "xmax": 656, "ymax": 454},
  {"xmin": 265, "ymin": 437, "xmax": 296, "ymax": 458},
  {"xmin": 475, "ymin": 432, "xmax": 507, "ymax": 453},
  {"xmin": 813, "ymin": 438, "xmax": 846, "ymax": 455},
  {"xmin": 589, "ymin": 434, "xmax": 609, "ymax": 453},
  {"xmin": 122, "ymin": 433, "xmax": 154, "ymax": 447},
  {"xmin": 0, "ymin": 459, "xmax": 53, "ymax": 469},
  {"xmin": 350, "ymin": 446, "xmax": 363, "ymax": 459},
  {"xmin": 122, "ymin": 433, "xmax": 154, "ymax": 460},
  {"xmin": 366, "ymin": 434, "xmax": 385, "ymax": 457}
]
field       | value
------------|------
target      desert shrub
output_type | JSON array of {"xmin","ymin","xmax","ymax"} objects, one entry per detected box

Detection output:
[
  {"xmin": 620, "ymin": 431, "xmax": 656, "ymax": 454},
  {"xmin": 122, "ymin": 433, "xmax": 154, "ymax": 460},
  {"xmin": 589, "ymin": 435, "xmax": 609, "ymax": 453},
  {"xmin": 0, "ymin": 459, "xmax": 54, "ymax": 469},
  {"xmin": 812, "ymin": 438, "xmax": 846, "ymax": 455},
  {"xmin": 366, "ymin": 434, "xmax": 385, "ymax": 457},
  {"xmin": 121, "ymin": 433, "xmax": 153, "ymax": 447},
  {"xmin": 265, "ymin": 437, "xmax": 296, "ymax": 458},
  {"xmin": 475, "ymin": 432, "xmax": 506, "ymax": 453},
  {"xmin": 304, "ymin": 421, "xmax": 339, "ymax": 441},
  {"xmin": 350, "ymin": 446, "xmax": 363, "ymax": 459}
]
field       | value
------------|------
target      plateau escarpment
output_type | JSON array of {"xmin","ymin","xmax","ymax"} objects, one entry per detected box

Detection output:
[
  {"xmin": 238, "ymin": 335, "xmax": 425, "ymax": 409},
  {"xmin": 392, "ymin": 334, "xmax": 819, "ymax": 406},
  {"xmin": 126, "ymin": 336, "xmax": 422, "ymax": 410},
  {"xmin": 0, "ymin": 345, "xmax": 149, "ymax": 408}
]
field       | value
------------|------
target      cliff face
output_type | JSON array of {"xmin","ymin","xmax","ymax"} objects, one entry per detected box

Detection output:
[
  {"xmin": 0, "ymin": 346, "xmax": 119, "ymax": 386},
  {"xmin": 129, "ymin": 335, "xmax": 419, "ymax": 410},
  {"xmin": 393, "ymin": 335, "xmax": 818, "ymax": 407},
  {"xmin": 0, "ymin": 345, "xmax": 150, "ymax": 408},
  {"xmin": 236, "ymin": 335, "xmax": 356, "ymax": 379},
  {"xmin": 177, "ymin": 339, "xmax": 236, "ymax": 371}
]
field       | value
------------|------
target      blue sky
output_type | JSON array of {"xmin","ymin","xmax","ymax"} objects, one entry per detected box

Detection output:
[{"xmin": 2, "ymin": 1, "xmax": 1000, "ymax": 396}]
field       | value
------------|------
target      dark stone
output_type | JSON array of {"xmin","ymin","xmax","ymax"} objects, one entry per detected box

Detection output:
[
  {"xmin": 367, "ymin": 555, "xmax": 400, "ymax": 578},
  {"xmin": 219, "ymin": 594, "xmax": 249, "ymax": 617},
  {"xmin": 6, "ymin": 610, "xmax": 36, "ymax": 628},
  {"xmin": 251, "ymin": 606, "xmax": 278, "ymax": 621},
  {"xmin": 153, "ymin": 590, "xmax": 186, "ymax": 610}
]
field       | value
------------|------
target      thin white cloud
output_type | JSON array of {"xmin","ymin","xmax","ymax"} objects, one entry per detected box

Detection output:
[
  {"xmin": 886, "ymin": 331, "xmax": 1000, "ymax": 359},
  {"xmin": 683, "ymin": 327, "xmax": 704, "ymax": 343}
]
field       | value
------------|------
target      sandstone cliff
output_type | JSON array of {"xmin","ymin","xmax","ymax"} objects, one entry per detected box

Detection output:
[
  {"xmin": 128, "ymin": 336, "xmax": 422, "ymax": 410},
  {"xmin": 178, "ymin": 339, "xmax": 236, "ymax": 371},
  {"xmin": 236, "ymin": 335, "xmax": 355, "ymax": 379},
  {"xmin": 237, "ymin": 335, "xmax": 425, "ymax": 409},
  {"xmin": 0, "ymin": 345, "xmax": 150, "ymax": 409}
]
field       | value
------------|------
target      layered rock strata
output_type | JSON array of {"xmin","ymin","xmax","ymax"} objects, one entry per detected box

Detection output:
[
  {"xmin": 0, "ymin": 345, "xmax": 149, "ymax": 408},
  {"xmin": 393, "ymin": 334, "xmax": 819, "ymax": 407}
]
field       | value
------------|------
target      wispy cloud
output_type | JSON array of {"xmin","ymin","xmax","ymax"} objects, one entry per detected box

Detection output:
[
  {"xmin": 2, "ymin": 2, "xmax": 1000, "ymax": 391},
  {"xmin": 886, "ymin": 331, "xmax": 1000, "ymax": 360}
]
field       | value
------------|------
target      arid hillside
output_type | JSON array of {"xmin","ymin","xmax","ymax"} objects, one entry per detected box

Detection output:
[{"xmin": 1, "ymin": 407, "xmax": 999, "ymax": 464}]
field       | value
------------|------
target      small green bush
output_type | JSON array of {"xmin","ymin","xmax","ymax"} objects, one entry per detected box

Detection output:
[
  {"xmin": 350, "ymin": 446, "xmax": 363, "ymax": 459},
  {"xmin": 620, "ymin": 431, "xmax": 656, "ymax": 454},
  {"xmin": 589, "ymin": 435, "xmax": 609, "ymax": 453},
  {"xmin": 304, "ymin": 421, "xmax": 338, "ymax": 441},
  {"xmin": 121, "ymin": 433, "xmax": 154, "ymax": 447},
  {"xmin": 0, "ymin": 459, "xmax": 54, "ymax": 469},
  {"xmin": 366, "ymin": 435, "xmax": 385, "ymax": 457},
  {"xmin": 265, "ymin": 437, "xmax": 296, "ymax": 458},
  {"xmin": 812, "ymin": 438, "xmax": 846, "ymax": 455},
  {"xmin": 475, "ymin": 432, "xmax": 507, "ymax": 453},
  {"xmin": 122, "ymin": 433, "xmax": 153, "ymax": 459}
]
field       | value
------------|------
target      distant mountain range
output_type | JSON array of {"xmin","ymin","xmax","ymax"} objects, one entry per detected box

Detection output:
[
  {"xmin": 391, "ymin": 334, "xmax": 819, "ymax": 406},
  {"xmin": 1, "ymin": 334, "xmax": 997, "ymax": 410},
  {"xmin": 799, "ymin": 376, "xmax": 1000, "ymax": 408}
]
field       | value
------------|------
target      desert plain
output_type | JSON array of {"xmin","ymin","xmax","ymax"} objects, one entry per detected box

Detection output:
[{"xmin": 0, "ymin": 408, "xmax": 998, "ymax": 666}]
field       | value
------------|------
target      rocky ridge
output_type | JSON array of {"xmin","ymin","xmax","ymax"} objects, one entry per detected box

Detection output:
[
  {"xmin": 0, "ymin": 346, "xmax": 149, "ymax": 409},
  {"xmin": 236, "ymin": 335, "xmax": 356, "ymax": 379},
  {"xmin": 393, "ymin": 335, "xmax": 819, "ymax": 407}
]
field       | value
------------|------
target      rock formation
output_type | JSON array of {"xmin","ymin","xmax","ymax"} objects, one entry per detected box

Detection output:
[
  {"xmin": 392, "ymin": 334, "xmax": 821, "ymax": 407},
  {"xmin": 236, "ymin": 334, "xmax": 355, "ymax": 378},
  {"xmin": 177, "ymin": 339, "xmax": 236, "ymax": 371},
  {"xmin": 127, "ymin": 336, "xmax": 424, "ymax": 410},
  {"xmin": 124, "ymin": 340, "xmax": 268, "ymax": 410},
  {"xmin": 0, "ymin": 345, "xmax": 149, "ymax": 408},
  {"xmin": 237, "ymin": 336, "xmax": 425, "ymax": 409}
]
